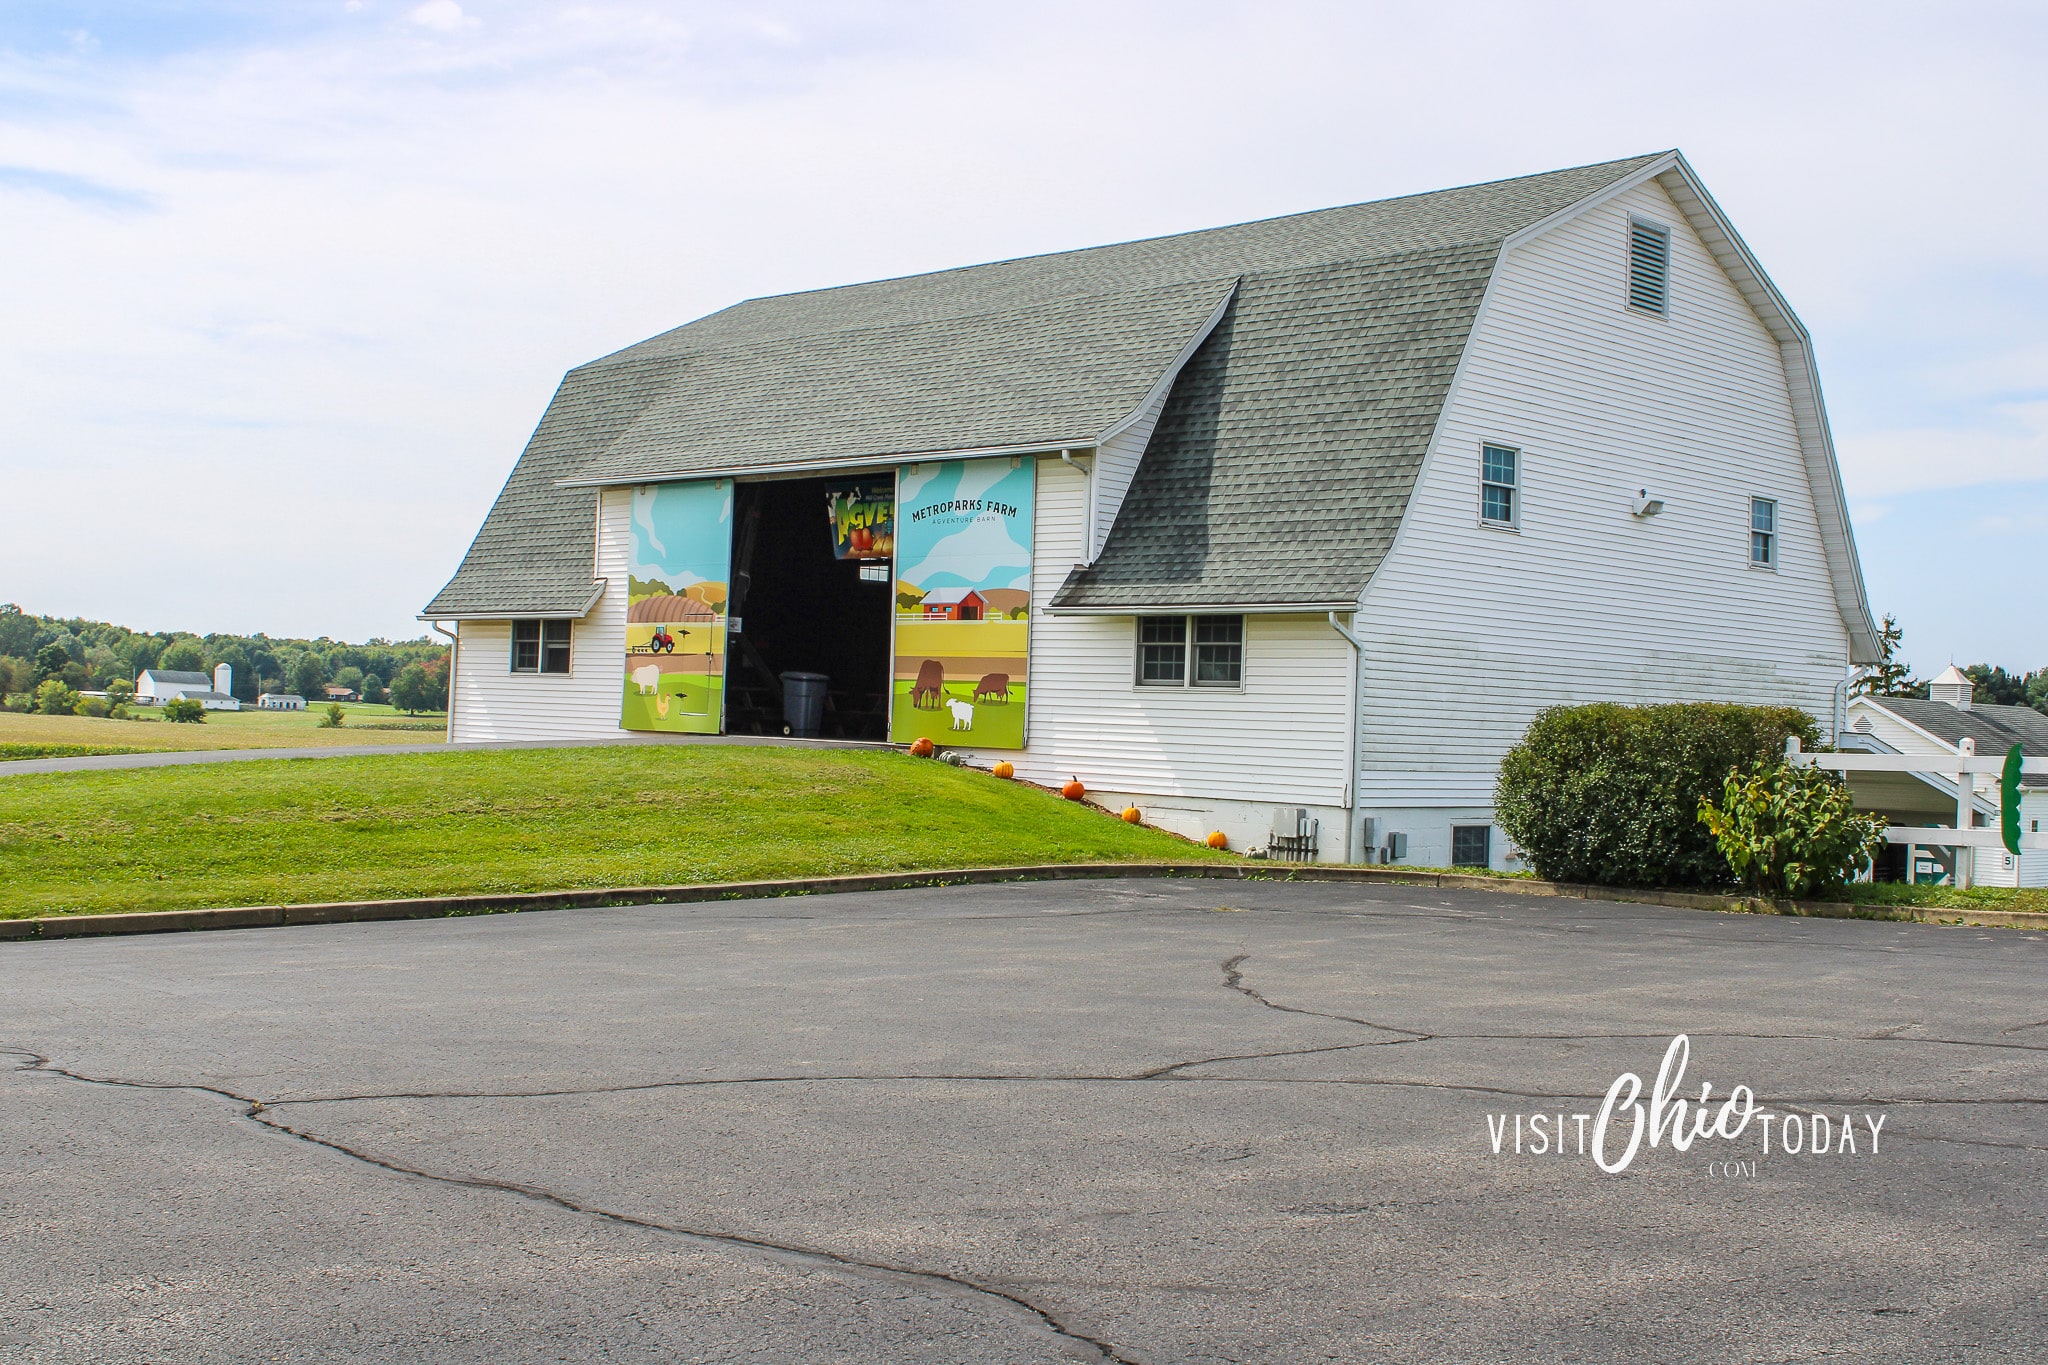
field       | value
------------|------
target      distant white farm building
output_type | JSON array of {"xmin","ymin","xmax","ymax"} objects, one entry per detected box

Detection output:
[
  {"xmin": 136, "ymin": 664, "xmax": 241, "ymax": 711},
  {"xmin": 259, "ymin": 693, "xmax": 307, "ymax": 711}
]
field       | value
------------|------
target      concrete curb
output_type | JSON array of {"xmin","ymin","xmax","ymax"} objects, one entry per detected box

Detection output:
[{"xmin": 2, "ymin": 862, "xmax": 2042, "ymax": 941}]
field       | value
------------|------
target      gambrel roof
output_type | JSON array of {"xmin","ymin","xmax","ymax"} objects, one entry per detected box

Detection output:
[{"xmin": 424, "ymin": 151, "xmax": 1876, "ymax": 659}]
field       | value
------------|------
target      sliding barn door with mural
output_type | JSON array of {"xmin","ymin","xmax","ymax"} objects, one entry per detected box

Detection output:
[
  {"xmin": 890, "ymin": 457, "xmax": 1034, "ymax": 749},
  {"xmin": 622, "ymin": 480, "xmax": 732, "ymax": 734}
]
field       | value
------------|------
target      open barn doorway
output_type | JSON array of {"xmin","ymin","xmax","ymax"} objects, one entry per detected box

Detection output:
[{"xmin": 724, "ymin": 476, "xmax": 894, "ymax": 740}]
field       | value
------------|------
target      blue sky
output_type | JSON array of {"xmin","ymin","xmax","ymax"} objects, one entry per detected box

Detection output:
[{"xmin": 1, "ymin": 1, "xmax": 2042, "ymax": 674}]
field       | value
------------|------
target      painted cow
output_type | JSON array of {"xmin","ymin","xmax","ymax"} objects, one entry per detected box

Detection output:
[
  {"xmin": 973, "ymin": 673, "xmax": 1010, "ymax": 704},
  {"xmin": 910, "ymin": 659, "xmax": 945, "ymax": 709}
]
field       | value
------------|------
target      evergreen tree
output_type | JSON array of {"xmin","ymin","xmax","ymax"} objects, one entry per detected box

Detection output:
[{"xmin": 1852, "ymin": 615, "xmax": 1923, "ymax": 698}]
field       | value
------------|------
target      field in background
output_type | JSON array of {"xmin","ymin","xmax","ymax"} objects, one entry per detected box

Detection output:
[
  {"xmin": 0, "ymin": 745, "xmax": 1223, "ymax": 917},
  {"xmin": 0, "ymin": 704, "xmax": 446, "ymax": 758}
]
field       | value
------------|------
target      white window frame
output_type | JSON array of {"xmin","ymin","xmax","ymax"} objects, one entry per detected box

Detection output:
[
  {"xmin": 1479, "ymin": 443, "xmax": 1519, "ymax": 530},
  {"xmin": 1748, "ymin": 497, "xmax": 1778, "ymax": 570},
  {"xmin": 1134, "ymin": 614, "xmax": 1245, "ymax": 690},
  {"xmin": 510, "ymin": 618, "xmax": 573, "ymax": 675}
]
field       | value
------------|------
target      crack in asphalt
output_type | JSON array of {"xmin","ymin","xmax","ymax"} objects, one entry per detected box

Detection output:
[
  {"xmin": 1217, "ymin": 953, "xmax": 2048, "ymax": 1054},
  {"xmin": 3, "ymin": 1048, "xmax": 1141, "ymax": 1365}
]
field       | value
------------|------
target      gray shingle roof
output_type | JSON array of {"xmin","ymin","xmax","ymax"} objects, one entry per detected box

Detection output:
[
  {"xmin": 563, "ymin": 275, "xmax": 1238, "ymax": 484},
  {"xmin": 1052, "ymin": 244, "xmax": 1499, "ymax": 609},
  {"xmin": 1871, "ymin": 698, "xmax": 2048, "ymax": 787},
  {"xmin": 426, "ymin": 154, "xmax": 1666, "ymax": 618},
  {"xmin": 142, "ymin": 670, "xmax": 212, "ymax": 685}
]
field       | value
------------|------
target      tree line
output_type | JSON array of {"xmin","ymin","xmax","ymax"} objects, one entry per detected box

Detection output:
[{"xmin": 0, "ymin": 604, "xmax": 450, "ymax": 715}]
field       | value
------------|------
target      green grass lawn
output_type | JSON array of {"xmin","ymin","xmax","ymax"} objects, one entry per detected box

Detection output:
[
  {"xmin": 1828, "ymin": 881, "xmax": 2048, "ymax": 915},
  {"xmin": 0, "ymin": 703, "xmax": 446, "ymax": 756},
  {"xmin": 0, "ymin": 746, "xmax": 1226, "ymax": 918}
]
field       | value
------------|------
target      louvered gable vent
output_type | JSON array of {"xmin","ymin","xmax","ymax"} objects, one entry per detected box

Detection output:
[{"xmin": 1627, "ymin": 218, "xmax": 1670, "ymax": 314}]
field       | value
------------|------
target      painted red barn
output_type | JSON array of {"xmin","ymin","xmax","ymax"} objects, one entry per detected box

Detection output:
[{"xmin": 919, "ymin": 588, "xmax": 985, "ymax": 621}]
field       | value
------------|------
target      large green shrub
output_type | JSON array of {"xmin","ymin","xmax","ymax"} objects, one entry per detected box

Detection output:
[
  {"xmin": 161, "ymin": 697, "xmax": 207, "ymax": 723},
  {"xmin": 1698, "ymin": 762, "xmax": 1888, "ymax": 898},
  {"xmin": 1494, "ymin": 702, "xmax": 1819, "ymax": 887}
]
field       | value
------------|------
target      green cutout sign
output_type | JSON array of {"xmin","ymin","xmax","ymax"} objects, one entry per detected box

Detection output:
[{"xmin": 2002, "ymin": 744, "xmax": 2024, "ymax": 858}]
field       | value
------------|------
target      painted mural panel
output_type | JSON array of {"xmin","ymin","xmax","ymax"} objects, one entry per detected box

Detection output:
[
  {"xmin": 890, "ymin": 458, "xmax": 1033, "ymax": 748},
  {"xmin": 622, "ymin": 480, "xmax": 731, "ymax": 733}
]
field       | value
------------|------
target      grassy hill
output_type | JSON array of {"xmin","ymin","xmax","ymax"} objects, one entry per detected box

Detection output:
[{"xmin": 0, "ymin": 746, "xmax": 1224, "ymax": 918}]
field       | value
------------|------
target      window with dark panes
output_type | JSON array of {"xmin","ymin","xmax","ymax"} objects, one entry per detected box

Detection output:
[
  {"xmin": 1137, "ymin": 617, "xmax": 1187, "ymax": 685},
  {"xmin": 540, "ymin": 619, "xmax": 572, "ymax": 674},
  {"xmin": 511, "ymin": 620, "xmax": 541, "ymax": 672},
  {"xmin": 1451, "ymin": 825, "xmax": 1492, "ymax": 868},
  {"xmin": 1749, "ymin": 497, "xmax": 1777, "ymax": 568},
  {"xmin": 1192, "ymin": 615, "xmax": 1243, "ymax": 686},
  {"xmin": 512, "ymin": 619, "xmax": 572, "ymax": 674},
  {"xmin": 1480, "ymin": 444, "xmax": 1518, "ymax": 525}
]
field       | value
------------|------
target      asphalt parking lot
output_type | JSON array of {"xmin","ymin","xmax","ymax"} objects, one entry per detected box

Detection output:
[{"xmin": 3, "ymin": 879, "xmax": 2043, "ymax": 1364}]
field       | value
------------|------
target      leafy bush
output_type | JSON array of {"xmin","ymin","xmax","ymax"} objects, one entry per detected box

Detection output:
[
  {"xmin": 2, "ymin": 693, "xmax": 31, "ymax": 714},
  {"xmin": 1494, "ymin": 702, "xmax": 1819, "ymax": 888},
  {"xmin": 162, "ymin": 697, "xmax": 207, "ymax": 723},
  {"xmin": 35, "ymin": 679, "xmax": 80, "ymax": 716},
  {"xmin": 75, "ymin": 695, "xmax": 110, "ymax": 718},
  {"xmin": 319, "ymin": 701, "xmax": 346, "ymax": 728},
  {"xmin": 108, "ymin": 702, "xmax": 132, "ymax": 720},
  {"xmin": 1698, "ymin": 762, "xmax": 1888, "ymax": 898}
]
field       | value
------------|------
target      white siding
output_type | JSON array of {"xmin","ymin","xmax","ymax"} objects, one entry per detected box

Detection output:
[
  {"xmin": 1090, "ymin": 383, "xmax": 1171, "ymax": 560},
  {"xmin": 952, "ymin": 455, "xmax": 1355, "ymax": 853},
  {"xmin": 449, "ymin": 489, "xmax": 631, "ymax": 743},
  {"xmin": 1354, "ymin": 178, "xmax": 1851, "ymax": 818}
]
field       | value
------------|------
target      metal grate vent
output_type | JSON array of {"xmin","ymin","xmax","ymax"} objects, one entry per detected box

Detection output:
[{"xmin": 1628, "ymin": 219, "xmax": 1670, "ymax": 314}]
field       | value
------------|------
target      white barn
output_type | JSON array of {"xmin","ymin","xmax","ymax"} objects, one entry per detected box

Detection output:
[
  {"xmin": 425, "ymin": 152, "xmax": 1879, "ymax": 866},
  {"xmin": 136, "ymin": 664, "xmax": 241, "ymax": 711}
]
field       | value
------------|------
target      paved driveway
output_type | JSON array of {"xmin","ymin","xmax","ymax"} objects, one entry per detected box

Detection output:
[{"xmin": 3, "ymin": 880, "xmax": 2042, "ymax": 1363}]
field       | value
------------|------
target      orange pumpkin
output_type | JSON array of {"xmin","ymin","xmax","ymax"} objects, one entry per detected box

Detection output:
[
  {"xmin": 1205, "ymin": 830, "xmax": 1229, "ymax": 850},
  {"xmin": 1061, "ymin": 778, "xmax": 1086, "ymax": 801},
  {"xmin": 909, "ymin": 736, "xmax": 935, "ymax": 757},
  {"xmin": 992, "ymin": 760, "xmax": 1015, "ymax": 779},
  {"xmin": 1120, "ymin": 806, "xmax": 1142, "ymax": 824}
]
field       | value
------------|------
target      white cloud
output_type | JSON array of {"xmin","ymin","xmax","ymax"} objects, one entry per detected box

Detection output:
[
  {"xmin": 407, "ymin": 1, "xmax": 475, "ymax": 33},
  {"xmin": 1839, "ymin": 401, "xmax": 2048, "ymax": 498}
]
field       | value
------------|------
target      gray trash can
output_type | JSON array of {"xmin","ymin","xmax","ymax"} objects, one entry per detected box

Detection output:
[{"xmin": 780, "ymin": 672, "xmax": 829, "ymax": 737}]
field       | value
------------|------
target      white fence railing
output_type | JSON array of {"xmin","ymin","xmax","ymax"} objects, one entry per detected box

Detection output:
[{"xmin": 1786, "ymin": 736, "xmax": 2045, "ymax": 887}]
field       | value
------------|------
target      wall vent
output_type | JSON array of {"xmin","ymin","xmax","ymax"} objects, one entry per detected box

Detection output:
[{"xmin": 1628, "ymin": 219, "xmax": 1670, "ymax": 314}]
